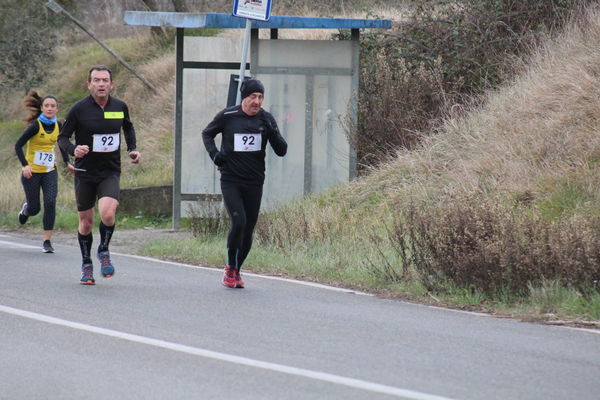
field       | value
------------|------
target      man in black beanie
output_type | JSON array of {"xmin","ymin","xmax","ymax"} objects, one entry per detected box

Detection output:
[
  {"xmin": 240, "ymin": 79, "xmax": 264, "ymax": 103},
  {"xmin": 202, "ymin": 78, "xmax": 287, "ymax": 288}
]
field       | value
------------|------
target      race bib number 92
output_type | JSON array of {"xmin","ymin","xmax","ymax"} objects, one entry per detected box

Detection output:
[
  {"xmin": 234, "ymin": 133, "xmax": 261, "ymax": 152},
  {"xmin": 93, "ymin": 133, "xmax": 120, "ymax": 152}
]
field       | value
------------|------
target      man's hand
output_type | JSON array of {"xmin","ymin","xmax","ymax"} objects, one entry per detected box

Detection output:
[
  {"xmin": 128, "ymin": 150, "xmax": 141, "ymax": 164},
  {"xmin": 74, "ymin": 145, "xmax": 90, "ymax": 158},
  {"xmin": 213, "ymin": 152, "xmax": 226, "ymax": 167}
]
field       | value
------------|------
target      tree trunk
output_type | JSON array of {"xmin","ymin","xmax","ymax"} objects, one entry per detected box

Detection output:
[
  {"xmin": 140, "ymin": 0, "xmax": 161, "ymax": 11},
  {"xmin": 172, "ymin": 0, "xmax": 188, "ymax": 12}
]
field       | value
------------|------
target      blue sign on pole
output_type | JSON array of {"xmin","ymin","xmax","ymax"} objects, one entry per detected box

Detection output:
[{"xmin": 232, "ymin": 0, "xmax": 272, "ymax": 22}]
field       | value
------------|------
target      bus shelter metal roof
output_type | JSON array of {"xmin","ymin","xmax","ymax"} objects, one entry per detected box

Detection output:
[{"xmin": 124, "ymin": 11, "xmax": 392, "ymax": 30}]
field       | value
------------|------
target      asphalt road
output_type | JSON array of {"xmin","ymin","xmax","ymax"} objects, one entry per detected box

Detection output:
[{"xmin": 1, "ymin": 233, "xmax": 598, "ymax": 400}]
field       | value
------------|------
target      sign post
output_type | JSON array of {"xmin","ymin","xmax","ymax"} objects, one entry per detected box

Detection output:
[{"xmin": 232, "ymin": 0, "xmax": 273, "ymax": 104}]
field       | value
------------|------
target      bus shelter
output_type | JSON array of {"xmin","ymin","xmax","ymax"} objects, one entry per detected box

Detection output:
[{"xmin": 124, "ymin": 11, "xmax": 391, "ymax": 228}]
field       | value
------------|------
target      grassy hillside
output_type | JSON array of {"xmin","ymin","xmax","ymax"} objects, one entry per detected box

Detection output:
[{"xmin": 245, "ymin": 6, "xmax": 600, "ymax": 321}]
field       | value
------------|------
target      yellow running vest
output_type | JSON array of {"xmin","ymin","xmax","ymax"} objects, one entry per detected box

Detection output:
[{"xmin": 25, "ymin": 120, "xmax": 59, "ymax": 173}]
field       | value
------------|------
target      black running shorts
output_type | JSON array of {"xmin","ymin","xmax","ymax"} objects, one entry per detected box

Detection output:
[{"xmin": 74, "ymin": 172, "xmax": 120, "ymax": 211}]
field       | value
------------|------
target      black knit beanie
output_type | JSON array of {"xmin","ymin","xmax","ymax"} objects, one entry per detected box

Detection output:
[{"xmin": 240, "ymin": 79, "xmax": 264, "ymax": 99}]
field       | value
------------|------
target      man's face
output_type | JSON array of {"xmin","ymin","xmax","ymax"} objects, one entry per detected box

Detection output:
[
  {"xmin": 241, "ymin": 92, "xmax": 264, "ymax": 116},
  {"xmin": 87, "ymin": 70, "xmax": 113, "ymax": 101}
]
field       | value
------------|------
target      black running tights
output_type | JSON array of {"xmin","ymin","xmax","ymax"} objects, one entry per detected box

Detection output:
[
  {"xmin": 20, "ymin": 169, "xmax": 58, "ymax": 231},
  {"xmin": 220, "ymin": 180, "xmax": 263, "ymax": 271}
]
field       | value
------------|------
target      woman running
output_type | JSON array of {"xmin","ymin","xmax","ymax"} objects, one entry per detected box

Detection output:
[{"xmin": 15, "ymin": 90, "xmax": 73, "ymax": 252}]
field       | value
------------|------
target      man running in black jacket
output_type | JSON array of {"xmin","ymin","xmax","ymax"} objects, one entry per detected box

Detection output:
[
  {"xmin": 202, "ymin": 79, "xmax": 287, "ymax": 288},
  {"xmin": 58, "ymin": 65, "xmax": 141, "ymax": 285}
]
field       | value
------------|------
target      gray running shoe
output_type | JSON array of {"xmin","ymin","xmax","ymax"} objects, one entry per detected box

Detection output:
[
  {"xmin": 80, "ymin": 263, "xmax": 95, "ymax": 285},
  {"xmin": 97, "ymin": 250, "xmax": 115, "ymax": 278},
  {"xmin": 18, "ymin": 203, "xmax": 28, "ymax": 225},
  {"xmin": 42, "ymin": 240, "xmax": 54, "ymax": 253}
]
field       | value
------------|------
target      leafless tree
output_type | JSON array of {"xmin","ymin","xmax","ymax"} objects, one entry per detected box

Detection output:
[
  {"xmin": 171, "ymin": 0, "xmax": 189, "ymax": 12},
  {"xmin": 139, "ymin": 0, "xmax": 188, "ymax": 12}
]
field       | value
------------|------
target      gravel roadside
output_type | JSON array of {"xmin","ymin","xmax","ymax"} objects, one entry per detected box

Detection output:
[{"xmin": 2, "ymin": 227, "xmax": 192, "ymax": 255}]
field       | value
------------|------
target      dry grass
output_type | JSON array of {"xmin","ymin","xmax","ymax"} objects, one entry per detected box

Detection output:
[
  {"xmin": 347, "ymin": 5, "xmax": 600, "ymax": 211},
  {"xmin": 0, "ymin": 167, "xmax": 27, "ymax": 213},
  {"xmin": 0, "ymin": 165, "xmax": 78, "ymax": 217},
  {"xmin": 119, "ymin": 49, "xmax": 176, "ymax": 186}
]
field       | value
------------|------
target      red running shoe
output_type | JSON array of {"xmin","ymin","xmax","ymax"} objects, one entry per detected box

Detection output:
[
  {"xmin": 235, "ymin": 269, "xmax": 245, "ymax": 288},
  {"xmin": 222, "ymin": 265, "xmax": 236, "ymax": 288}
]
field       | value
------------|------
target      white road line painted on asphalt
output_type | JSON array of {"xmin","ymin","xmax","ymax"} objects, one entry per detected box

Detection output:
[
  {"xmin": 0, "ymin": 304, "xmax": 459, "ymax": 400},
  {"xmin": 0, "ymin": 239, "xmax": 39, "ymax": 249},
  {"xmin": 561, "ymin": 326, "xmax": 600, "ymax": 335}
]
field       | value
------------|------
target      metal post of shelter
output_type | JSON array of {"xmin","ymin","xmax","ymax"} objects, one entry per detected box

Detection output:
[
  {"xmin": 173, "ymin": 27, "xmax": 184, "ymax": 229},
  {"xmin": 350, "ymin": 28, "xmax": 360, "ymax": 179}
]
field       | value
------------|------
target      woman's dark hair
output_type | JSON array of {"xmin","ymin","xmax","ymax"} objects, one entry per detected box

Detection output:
[{"xmin": 22, "ymin": 90, "xmax": 58, "ymax": 124}]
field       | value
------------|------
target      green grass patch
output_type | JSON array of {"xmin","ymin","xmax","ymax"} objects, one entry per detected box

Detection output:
[
  {"xmin": 117, "ymin": 213, "xmax": 172, "ymax": 229},
  {"xmin": 142, "ymin": 234, "xmax": 224, "ymax": 266},
  {"xmin": 0, "ymin": 120, "xmax": 24, "ymax": 164},
  {"xmin": 184, "ymin": 28, "xmax": 222, "ymax": 37},
  {"xmin": 538, "ymin": 181, "xmax": 595, "ymax": 221},
  {"xmin": 0, "ymin": 209, "xmax": 170, "ymax": 232},
  {"xmin": 528, "ymin": 280, "xmax": 600, "ymax": 320},
  {"xmin": 0, "ymin": 119, "xmax": 23, "ymax": 136}
]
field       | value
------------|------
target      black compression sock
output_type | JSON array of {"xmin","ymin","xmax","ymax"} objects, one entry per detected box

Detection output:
[
  {"xmin": 78, "ymin": 232, "xmax": 93, "ymax": 264},
  {"xmin": 98, "ymin": 221, "xmax": 115, "ymax": 253}
]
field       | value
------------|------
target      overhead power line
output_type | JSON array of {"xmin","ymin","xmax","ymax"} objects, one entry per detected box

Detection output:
[{"xmin": 45, "ymin": 0, "xmax": 158, "ymax": 93}]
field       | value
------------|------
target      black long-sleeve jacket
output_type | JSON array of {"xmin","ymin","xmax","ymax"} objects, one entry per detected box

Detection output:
[
  {"xmin": 202, "ymin": 105, "xmax": 287, "ymax": 185},
  {"xmin": 58, "ymin": 95, "xmax": 136, "ymax": 176}
]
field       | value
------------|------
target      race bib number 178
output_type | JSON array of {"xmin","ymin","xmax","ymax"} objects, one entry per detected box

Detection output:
[{"xmin": 33, "ymin": 151, "xmax": 55, "ymax": 167}]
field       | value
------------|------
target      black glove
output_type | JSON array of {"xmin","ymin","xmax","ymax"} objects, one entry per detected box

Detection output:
[
  {"xmin": 212, "ymin": 152, "xmax": 226, "ymax": 167},
  {"xmin": 260, "ymin": 115, "xmax": 274, "ymax": 139}
]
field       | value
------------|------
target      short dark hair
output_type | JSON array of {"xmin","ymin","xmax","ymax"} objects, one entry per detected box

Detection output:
[{"xmin": 88, "ymin": 65, "xmax": 112, "ymax": 82}]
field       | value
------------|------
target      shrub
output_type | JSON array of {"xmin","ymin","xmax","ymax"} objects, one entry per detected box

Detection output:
[
  {"xmin": 388, "ymin": 196, "xmax": 600, "ymax": 297},
  {"xmin": 0, "ymin": 1, "xmax": 60, "ymax": 93},
  {"xmin": 351, "ymin": 0, "xmax": 594, "ymax": 168},
  {"xmin": 186, "ymin": 201, "xmax": 228, "ymax": 238}
]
